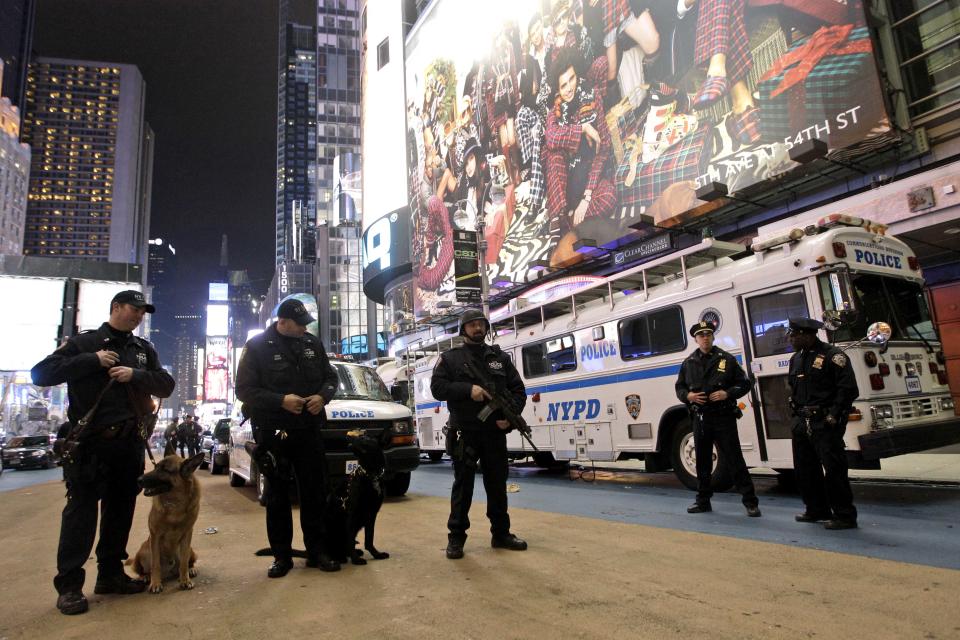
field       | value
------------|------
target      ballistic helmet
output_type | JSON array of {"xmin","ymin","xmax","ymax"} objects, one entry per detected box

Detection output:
[{"xmin": 459, "ymin": 309, "xmax": 490, "ymax": 336}]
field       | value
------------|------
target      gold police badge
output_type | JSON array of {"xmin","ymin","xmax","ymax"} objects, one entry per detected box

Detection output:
[{"xmin": 625, "ymin": 394, "xmax": 641, "ymax": 419}]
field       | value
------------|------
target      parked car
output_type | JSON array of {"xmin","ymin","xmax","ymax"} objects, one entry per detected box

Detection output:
[
  {"xmin": 202, "ymin": 419, "xmax": 231, "ymax": 475},
  {"xmin": 2, "ymin": 434, "xmax": 57, "ymax": 470},
  {"xmin": 229, "ymin": 361, "xmax": 419, "ymax": 502}
]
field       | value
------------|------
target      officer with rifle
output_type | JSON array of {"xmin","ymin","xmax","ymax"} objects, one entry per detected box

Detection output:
[
  {"xmin": 431, "ymin": 309, "xmax": 529, "ymax": 559},
  {"xmin": 675, "ymin": 320, "xmax": 760, "ymax": 517}
]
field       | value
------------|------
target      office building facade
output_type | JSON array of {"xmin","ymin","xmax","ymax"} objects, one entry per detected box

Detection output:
[
  {"xmin": 0, "ymin": 62, "xmax": 30, "ymax": 255},
  {"xmin": 0, "ymin": 0, "xmax": 36, "ymax": 112},
  {"xmin": 21, "ymin": 58, "xmax": 153, "ymax": 265}
]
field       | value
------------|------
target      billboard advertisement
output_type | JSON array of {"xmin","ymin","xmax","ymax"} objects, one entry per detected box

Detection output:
[
  {"xmin": 405, "ymin": 0, "xmax": 890, "ymax": 318},
  {"xmin": 0, "ymin": 277, "xmax": 65, "ymax": 371},
  {"xmin": 205, "ymin": 304, "xmax": 229, "ymax": 337}
]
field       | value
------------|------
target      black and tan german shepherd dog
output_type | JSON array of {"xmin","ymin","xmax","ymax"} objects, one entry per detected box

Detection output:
[
  {"xmin": 324, "ymin": 429, "xmax": 392, "ymax": 565},
  {"xmin": 129, "ymin": 453, "xmax": 205, "ymax": 593}
]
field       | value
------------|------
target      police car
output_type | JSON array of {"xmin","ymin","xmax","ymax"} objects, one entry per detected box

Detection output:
[{"xmin": 228, "ymin": 361, "xmax": 419, "ymax": 502}]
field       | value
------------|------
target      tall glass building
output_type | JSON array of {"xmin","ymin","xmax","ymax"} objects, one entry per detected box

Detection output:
[{"xmin": 276, "ymin": 20, "xmax": 317, "ymax": 265}]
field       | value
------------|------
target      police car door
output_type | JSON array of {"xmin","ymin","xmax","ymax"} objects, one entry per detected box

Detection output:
[{"xmin": 741, "ymin": 284, "xmax": 816, "ymax": 469}]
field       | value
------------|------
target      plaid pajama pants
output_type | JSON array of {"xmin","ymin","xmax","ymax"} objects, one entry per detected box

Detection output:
[{"xmin": 694, "ymin": 0, "xmax": 752, "ymax": 83}]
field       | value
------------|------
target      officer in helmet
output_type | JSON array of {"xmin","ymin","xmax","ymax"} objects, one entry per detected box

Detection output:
[{"xmin": 431, "ymin": 309, "xmax": 528, "ymax": 559}]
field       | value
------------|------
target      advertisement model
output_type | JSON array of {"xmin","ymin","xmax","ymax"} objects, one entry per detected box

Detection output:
[{"xmin": 404, "ymin": 0, "xmax": 890, "ymax": 319}]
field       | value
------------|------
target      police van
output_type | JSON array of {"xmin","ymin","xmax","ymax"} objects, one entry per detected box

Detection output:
[
  {"xmin": 409, "ymin": 215, "xmax": 960, "ymax": 488},
  {"xmin": 228, "ymin": 360, "xmax": 418, "ymax": 500}
]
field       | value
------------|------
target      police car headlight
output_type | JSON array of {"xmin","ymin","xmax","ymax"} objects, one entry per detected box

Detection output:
[
  {"xmin": 940, "ymin": 397, "xmax": 954, "ymax": 412},
  {"xmin": 391, "ymin": 419, "xmax": 413, "ymax": 435}
]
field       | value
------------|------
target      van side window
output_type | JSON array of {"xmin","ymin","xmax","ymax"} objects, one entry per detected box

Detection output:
[
  {"xmin": 618, "ymin": 306, "xmax": 686, "ymax": 360},
  {"xmin": 522, "ymin": 334, "xmax": 577, "ymax": 378},
  {"xmin": 747, "ymin": 286, "xmax": 808, "ymax": 357}
]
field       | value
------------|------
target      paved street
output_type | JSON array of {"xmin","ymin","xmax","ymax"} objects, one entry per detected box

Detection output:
[{"xmin": 1, "ymin": 455, "xmax": 959, "ymax": 639}]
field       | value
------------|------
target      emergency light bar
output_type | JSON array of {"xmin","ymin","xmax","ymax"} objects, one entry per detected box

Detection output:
[
  {"xmin": 750, "ymin": 228, "xmax": 805, "ymax": 253},
  {"xmin": 816, "ymin": 214, "xmax": 887, "ymax": 235}
]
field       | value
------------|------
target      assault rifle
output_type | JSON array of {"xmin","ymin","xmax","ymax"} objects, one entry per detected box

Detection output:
[{"xmin": 462, "ymin": 360, "xmax": 538, "ymax": 452}]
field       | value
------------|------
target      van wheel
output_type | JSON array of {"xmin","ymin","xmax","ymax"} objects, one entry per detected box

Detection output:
[
  {"xmin": 384, "ymin": 472, "xmax": 411, "ymax": 497},
  {"xmin": 669, "ymin": 417, "xmax": 732, "ymax": 492},
  {"xmin": 229, "ymin": 471, "xmax": 246, "ymax": 487},
  {"xmin": 427, "ymin": 450, "xmax": 443, "ymax": 462}
]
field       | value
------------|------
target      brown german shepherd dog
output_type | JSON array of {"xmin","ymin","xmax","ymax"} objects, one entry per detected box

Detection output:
[{"xmin": 129, "ymin": 453, "xmax": 204, "ymax": 593}]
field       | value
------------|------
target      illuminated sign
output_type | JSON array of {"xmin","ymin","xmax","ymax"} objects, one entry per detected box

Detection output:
[
  {"xmin": 279, "ymin": 263, "xmax": 288, "ymax": 295},
  {"xmin": 361, "ymin": 207, "xmax": 412, "ymax": 303},
  {"xmin": 208, "ymin": 282, "xmax": 229, "ymax": 302},
  {"xmin": 405, "ymin": 0, "xmax": 890, "ymax": 301},
  {"xmin": 205, "ymin": 304, "xmax": 228, "ymax": 337}
]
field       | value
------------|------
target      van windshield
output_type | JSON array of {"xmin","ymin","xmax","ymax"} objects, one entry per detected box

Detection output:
[
  {"xmin": 820, "ymin": 272, "xmax": 936, "ymax": 342},
  {"xmin": 334, "ymin": 364, "xmax": 393, "ymax": 402}
]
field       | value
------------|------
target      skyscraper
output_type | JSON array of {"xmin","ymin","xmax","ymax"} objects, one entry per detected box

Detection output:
[
  {"xmin": 315, "ymin": 0, "xmax": 361, "ymax": 222},
  {"xmin": 21, "ymin": 58, "xmax": 153, "ymax": 265},
  {"xmin": 315, "ymin": 0, "xmax": 367, "ymax": 357},
  {"xmin": 276, "ymin": 20, "xmax": 318, "ymax": 265},
  {"xmin": 0, "ymin": 62, "xmax": 31, "ymax": 255},
  {"xmin": 0, "ymin": 0, "xmax": 36, "ymax": 113}
]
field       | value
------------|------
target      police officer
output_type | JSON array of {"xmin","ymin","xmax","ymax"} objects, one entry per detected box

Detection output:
[
  {"xmin": 675, "ymin": 320, "xmax": 760, "ymax": 517},
  {"xmin": 190, "ymin": 416, "xmax": 203, "ymax": 457},
  {"xmin": 176, "ymin": 415, "xmax": 194, "ymax": 457},
  {"xmin": 235, "ymin": 297, "xmax": 339, "ymax": 577},
  {"xmin": 32, "ymin": 289, "xmax": 175, "ymax": 615},
  {"xmin": 163, "ymin": 419, "xmax": 180, "ymax": 456},
  {"xmin": 787, "ymin": 317, "xmax": 860, "ymax": 530},
  {"xmin": 431, "ymin": 309, "xmax": 528, "ymax": 559}
]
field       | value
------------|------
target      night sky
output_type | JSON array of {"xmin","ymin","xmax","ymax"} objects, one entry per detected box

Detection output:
[{"xmin": 33, "ymin": 0, "xmax": 317, "ymax": 311}]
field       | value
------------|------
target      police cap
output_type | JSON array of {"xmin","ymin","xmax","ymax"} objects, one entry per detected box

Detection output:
[
  {"xmin": 112, "ymin": 289, "xmax": 155, "ymax": 313},
  {"xmin": 788, "ymin": 317, "xmax": 823, "ymax": 334},
  {"xmin": 277, "ymin": 298, "xmax": 315, "ymax": 326},
  {"xmin": 689, "ymin": 320, "xmax": 716, "ymax": 337}
]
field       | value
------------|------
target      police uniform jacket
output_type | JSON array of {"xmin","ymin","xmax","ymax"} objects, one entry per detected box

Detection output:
[
  {"xmin": 431, "ymin": 343, "xmax": 526, "ymax": 432},
  {"xmin": 674, "ymin": 346, "xmax": 752, "ymax": 418},
  {"xmin": 235, "ymin": 323, "xmax": 338, "ymax": 431},
  {"xmin": 788, "ymin": 338, "xmax": 859, "ymax": 424},
  {"xmin": 31, "ymin": 322, "xmax": 175, "ymax": 426}
]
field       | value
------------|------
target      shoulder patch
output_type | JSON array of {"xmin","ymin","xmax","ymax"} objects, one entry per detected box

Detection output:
[{"xmin": 831, "ymin": 353, "xmax": 847, "ymax": 368}]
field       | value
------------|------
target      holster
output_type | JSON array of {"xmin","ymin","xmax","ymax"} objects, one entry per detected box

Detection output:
[{"xmin": 443, "ymin": 423, "xmax": 460, "ymax": 459}]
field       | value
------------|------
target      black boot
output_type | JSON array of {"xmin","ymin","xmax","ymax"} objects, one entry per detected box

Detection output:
[
  {"xmin": 446, "ymin": 540, "xmax": 464, "ymax": 559},
  {"xmin": 94, "ymin": 573, "xmax": 146, "ymax": 594},
  {"xmin": 267, "ymin": 559, "xmax": 293, "ymax": 578},
  {"xmin": 56, "ymin": 591, "xmax": 89, "ymax": 615},
  {"xmin": 491, "ymin": 534, "xmax": 527, "ymax": 551},
  {"xmin": 306, "ymin": 552, "xmax": 341, "ymax": 572},
  {"xmin": 795, "ymin": 511, "xmax": 832, "ymax": 523},
  {"xmin": 687, "ymin": 502, "xmax": 712, "ymax": 514}
]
